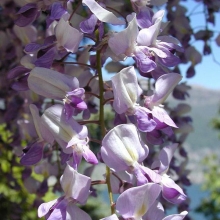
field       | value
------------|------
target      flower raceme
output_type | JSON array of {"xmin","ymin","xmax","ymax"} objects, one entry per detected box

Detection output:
[
  {"xmin": 5, "ymin": 0, "xmax": 191, "ymax": 219},
  {"xmin": 101, "ymin": 124, "xmax": 186, "ymax": 204}
]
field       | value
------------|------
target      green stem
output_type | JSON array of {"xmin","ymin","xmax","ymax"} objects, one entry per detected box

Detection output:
[{"xmin": 96, "ymin": 49, "xmax": 115, "ymax": 214}]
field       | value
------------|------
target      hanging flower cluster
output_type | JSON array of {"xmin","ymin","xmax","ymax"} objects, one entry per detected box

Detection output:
[{"xmin": 2, "ymin": 0, "xmax": 210, "ymax": 219}]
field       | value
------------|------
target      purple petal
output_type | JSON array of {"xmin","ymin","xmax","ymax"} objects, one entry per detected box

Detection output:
[
  {"xmin": 101, "ymin": 124, "xmax": 148, "ymax": 172},
  {"xmin": 38, "ymin": 198, "xmax": 59, "ymax": 218},
  {"xmin": 110, "ymin": 171, "xmax": 134, "ymax": 194},
  {"xmin": 82, "ymin": 147, "xmax": 98, "ymax": 165},
  {"xmin": 47, "ymin": 198, "xmax": 67, "ymax": 220},
  {"xmin": 13, "ymin": 25, "xmax": 37, "ymax": 44},
  {"xmin": 111, "ymin": 66, "xmax": 142, "ymax": 114},
  {"xmin": 133, "ymin": 165, "xmax": 148, "ymax": 185},
  {"xmin": 55, "ymin": 18, "xmax": 83, "ymax": 53},
  {"xmin": 161, "ymin": 175, "xmax": 187, "ymax": 204},
  {"xmin": 134, "ymin": 48, "xmax": 157, "ymax": 73},
  {"xmin": 163, "ymin": 211, "xmax": 188, "ymax": 220},
  {"xmin": 25, "ymin": 42, "xmax": 41, "ymax": 53},
  {"xmin": 63, "ymin": 103, "xmax": 73, "ymax": 120},
  {"xmin": 157, "ymin": 50, "xmax": 180, "ymax": 67},
  {"xmin": 82, "ymin": 0, "xmax": 125, "ymax": 25},
  {"xmin": 136, "ymin": 7, "xmax": 153, "ymax": 28},
  {"xmin": 143, "ymin": 201, "xmax": 165, "ymax": 220},
  {"xmin": 186, "ymin": 65, "xmax": 195, "ymax": 78},
  {"xmin": 80, "ymin": 14, "xmax": 97, "ymax": 34},
  {"xmin": 137, "ymin": 19, "xmax": 162, "ymax": 46},
  {"xmin": 114, "ymin": 113, "xmax": 127, "ymax": 126},
  {"xmin": 146, "ymin": 130, "xmax": 164, "ymax": 145},
  {"xmin": 72, "ymin": 151, "xmax": 82, "ymax": 169},
  {"xmin": 29, "ymin": 104, "xmax": 54, "ymax": 143},
  {"xmin": 116, "ymin": 183, "xmax": 162, "ymax": 219},
  {"xmin": 152, "ymin": 107, "xmax": 177, "ymax": 128},
  {"xmin": 149, "ymin": 73, "xmax": 182, "ymax": 106},
  {"xmin": 139, "ymin": 165, "xmax": 162, "ymax": 183},
  {"xmin": 152, "ymin": 143, "xmax": 178, "ymax": 174},
  {"xmin": 11, "ymin": 75, "xmax": 29, "ymax": 91},
  {"xmin": 50, "ymin": 2, "xmax": 67, "ymax": 20},
  {"xmin": 7, "ymin": 66, "xmax": 30, "ymax": 79},
  {"xmin": 34, "ymin": 46, "xmax": 56, "ymax": 68},
  {"xmin": 15, "ymin": 3, "xmax": 39, "ymax": 27},
  {"xmin": 60, "ymin": 163, "xmax": 91, "ymax": 204},
  {"xmin": 135, "ymin": 107, "xmax": 157, "ymax": 132},
  {"xmin": 157, "ymin": 36, "xmax": 184, "ymax": 52},
  {"xmin": 20, "ymin": 140, "xmax": 44, "ymax": 166},
  {"xmin": 70, "ymin": 97, "xmax": 87, "ymax": 110},
  {"xmin": 28, "ymin": 67, "xmax": 79, "ymax": 100},
  {"xmin": 66, "ymin": 203, "xmax": 92, "ymax": 220},
  {"xmin": 108, "ymin": 13, "xmax": 138, "ymax": 56}
]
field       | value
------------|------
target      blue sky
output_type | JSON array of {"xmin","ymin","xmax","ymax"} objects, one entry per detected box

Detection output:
[{"xmin": 180, "ymin": 1, "xmax": 220, "ymax": 90}]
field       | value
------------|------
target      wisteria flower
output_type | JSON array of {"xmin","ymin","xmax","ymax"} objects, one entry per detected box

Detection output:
[
  {"xmin": 41, "ymin": 104, "xmax": 98, "ymax": 168},
  {"xmin": 20, "ymin": 104, "xmax": 55, "ymax": 166},
  {"xmin": 28, "ymin": 67, "xmax": 87, "ymax": 119},
  {"xmin": 101, "ymin": 123, "xmax": 149, "ymax": 185},
  {"xmin": 116, "ymin": 183, "xmax": 161, "ymax": 219},
  {"xmin": 38, "ymin": 163, "xmax": 92, "ymax": 220},
  {"xmin": 111, "ymin": 66, "xmax": 142, "ymax": 115}
]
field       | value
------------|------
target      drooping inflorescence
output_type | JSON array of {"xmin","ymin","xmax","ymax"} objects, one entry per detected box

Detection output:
[{"xmin": 2, "ymin": 0, "xmax": 220, "ymax": 219}]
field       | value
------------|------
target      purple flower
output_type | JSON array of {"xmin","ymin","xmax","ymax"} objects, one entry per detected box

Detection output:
[
  {"xmin": 20, "ymin": 104, "xmax": 55, "ymax": 166},
  {"xmin": 41, "ymin": 104, "xmax": 98, "ymax": 168},
  {"xmin": 46, "ymin": 2, "xmax": 68, "ymax": 28},
  {"xmin": 141, "ymin": 144, "xmax": 187, "ymax": 204},
  {"xmin": 111, "ymin": 66, "xmax": 142, "ymax": 115},
  {"xmin": 15, "ymin": 3, "xmax": 40, "ymax": 27},
  {"xmin": 55, "ymin": 18, "xmax": 83, "ymax": 53},
  {"xmin": 28, "ymin": 67, "xmax": 87, "ymax": 119},
  {"xmin": 116, "ymin": 183, "xmax": 161, "ymax": 219},
  {"xmin": 144, "ymin": 73, "xmax": 182, "ymax": 128},
  {"xmin": 143, "ymin": 200, "xmax": 188, "ymax": 220},
  {"xmin": 101, "ymin": 124, "xmax": 149, "ymax": 185},
  {"xmin": 38, "ymin": 163, "xmax": 92, "ymax": 220}
]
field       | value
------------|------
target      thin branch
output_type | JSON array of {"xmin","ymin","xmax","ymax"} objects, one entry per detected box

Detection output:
[
  {"xmin": 212, "ymin": 51, "xmax": 220, "ymax": 66},
  {"xmin": 112, "ymin": 172, "xmax": 124, "ymax": 186},
  {"xmin": 85, "ymin": 92, "xmax": 100, "ymax": 99},
  {"xmin": 188, "ymin": 2, "xmax": 202, "ymax": 17},
  {"xmin": 86, "ymin": 75, "xmax": 99, "ymax": 87},
  {"xmin": 91, "ymin": 180, "xmax": 106, "ymax": 185},
  {"xmin": 103, "ymin": 98, "xmax": 114, "ymax": 105},
  {"xmin": 104, "ymin": 82, "xmax": 112, "ymax": 89},
  {"xmin": 78, "ymin": 120, "xmax": 100, "ymax": 125},
  {"xmin": 54, "ymin": 61, "xmax": 94, "ymax": 69},
  {"xmin": 68, "ymin": 0, "xmax": 82, "ymax": 22},
  {"xmin": 89, "ymin": 139, "xmax": 102, "ymax": 144}
]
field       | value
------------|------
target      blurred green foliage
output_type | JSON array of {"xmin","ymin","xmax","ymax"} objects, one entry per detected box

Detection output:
[
  {"xmin": 195, "ymin": 154, "xmax": 220, "ymax": 220},
  {"xmin": 0, "ymin": 116, "xmax": 112, "ymax": 220}
]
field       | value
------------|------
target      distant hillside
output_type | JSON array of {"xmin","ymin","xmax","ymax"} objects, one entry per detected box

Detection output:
[
  {"xmin": 168, "ymin": 85, "xmax": 220, "ymax": 183},
  {"xmin": 169, "ymin": 84, "xmax": 220, "ymax": 150}
]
